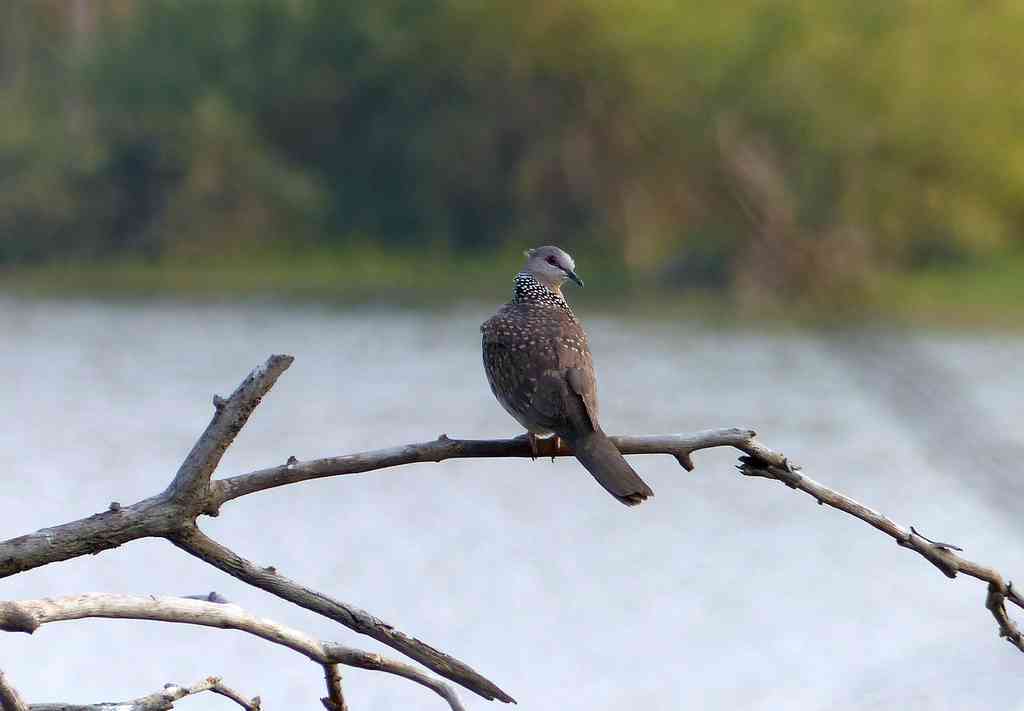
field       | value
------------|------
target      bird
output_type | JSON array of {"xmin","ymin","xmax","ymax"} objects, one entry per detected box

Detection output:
[{"xmin": 480, "ymin": 245, "xmax": 654, "ymax": 506}]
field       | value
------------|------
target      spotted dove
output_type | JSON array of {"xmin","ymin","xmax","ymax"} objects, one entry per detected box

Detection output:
[{"xmin": 481, "ymin": 246, "xmax": 654, "ymax": 505}]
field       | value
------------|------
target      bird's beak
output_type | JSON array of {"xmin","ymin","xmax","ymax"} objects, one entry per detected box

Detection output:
[{"xmin": 566, "ymin": 270, "xmax": 584, "ymax": 288}]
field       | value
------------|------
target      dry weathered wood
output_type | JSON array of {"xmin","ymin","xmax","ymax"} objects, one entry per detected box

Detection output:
[
  {"xmin": 0, "ymin": 355, "xmax": 511, "ymax": 705},
  {"xmin": 165, "ymin": 354, "xmax": 293, "ymax": 514},
  {"xmin": 0, "ymin": 425, "xmax": 758, "ymax": 582},
  {"xmin": 205, "ymin": 678, "xmax": 261, "ymax": 711},
  {"xmin": 28, "ymin": 676, "xmax": 259, "ymax": 711},
  {"xmin": 320, "ymin": 665, "xmax": 348, "ymax": 711},
  {"xmin": 738, "ymin": 455, "xmax": 1024, "ymax": 653},
  {"xmin": 322, "ymin": 645, "xmax": 467, "ymax": 711},
  {"xmin": 204, "ymin": 428, "xmax": 765, "ymax": 512},
  {"xmin": 1, "ymin": 354, "xmax": 1021, "ymax": 710},
  {"xmin": 0, "ymin": 493, "xmax": 177, "ymax": 579},
  {"xmin": 0, "ymin": 354, "xmax": 294, "ymax": 579},
  {"xmin": 0, "ymin": 594, "xmax": 460, "ymax": 711},
  {"xmin": 0, "ymin": 670, "xmax": 29, "ymax": 711},
  {"xmin": 168, "ymin": 524, "xmax": 509, "ymax": 704}
]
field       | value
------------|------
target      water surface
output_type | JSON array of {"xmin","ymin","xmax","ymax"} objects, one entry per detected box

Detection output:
[{"xmin": 1, "ymin": 296, "xmax": 1022, "ymax": 710}]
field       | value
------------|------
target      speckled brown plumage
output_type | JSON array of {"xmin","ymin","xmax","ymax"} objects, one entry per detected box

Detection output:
[{"xmin": 481, "ymin": 247, "xmax": 654, "ymax": 506}]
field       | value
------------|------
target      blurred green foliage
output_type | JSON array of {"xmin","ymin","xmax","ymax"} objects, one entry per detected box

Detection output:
[{"xmin": 2, "ymin": 0, "xmax": 1023, "ymax": 304}]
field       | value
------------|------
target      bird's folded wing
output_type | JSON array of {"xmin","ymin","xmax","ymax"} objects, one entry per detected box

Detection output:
[
  {"xmin": 565, "ymin": 367, "xmax": 598, "ymax": 432},
  {"xmin": 481, "ymin": 305, "xmax": 599, "ymax": 436}
]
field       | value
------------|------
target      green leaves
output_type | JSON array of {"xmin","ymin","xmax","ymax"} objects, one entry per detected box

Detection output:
[{"xmin": 3, "ymin": 0, "xmax": 1022, "ymax": 303}]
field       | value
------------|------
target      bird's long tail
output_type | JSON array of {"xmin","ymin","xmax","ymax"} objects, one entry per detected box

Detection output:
[{"xmin": 572, "ymin": 429, "xmax": 654, "ymax": 506}]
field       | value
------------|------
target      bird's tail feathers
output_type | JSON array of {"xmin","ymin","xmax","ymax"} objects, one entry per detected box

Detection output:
[{"xmin": 572, "ymin": 429, "xmax": 653, "ymax": 506}]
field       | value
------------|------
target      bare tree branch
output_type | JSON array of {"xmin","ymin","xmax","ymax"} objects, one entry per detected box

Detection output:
[
  {"xmin": 0, "ymin": 354, "xmax": 294, "ymax": 579},
  {"xmin": 0, "ymin": 493, "xmax": 177, "ymax": 579},
  {"xmin": 320, "ymin": 665, "xmax": 348, "ymax": 711},
  {"xmin": 737, "ymin": 455, "xmax": 1024, "ymax": 652},
  {"xmin": 168, "ymin": 524, "xmax": 510, "ymax": 703},
  {"xmin": 204, "ymin": 428, "xmax": 763, "ymax": 512},
  {"xmin": 0, "ymin": 354, "xmax": 1019, "ymax": 711},
  {"xmin": 165, "ymin": 354, "xmax": 294, "ymax": 515},
  {"xmin": 207, "ymin": 678, "xmax": 261, "ymax": 710},
  {"xmin": 323, "ymin": 646, "xmax": 467, "ymax": 711},
  {"xmin": 0, "ymin": 594, "xmax": 460, "ymax": 710},
  {"xmin": 0, "ymin": 425, "xmax": 757, "ymax": 581},
  {"xmin": 28, "ymin": 675, "xmax": 259, "ymax": 711},
  {"xmin": 0, "ymin": 356, "xmax": 511, "ymax": 703},
  {"xmin": 0, "ymin": 670, "xmax": 29, "ymax": 711}
]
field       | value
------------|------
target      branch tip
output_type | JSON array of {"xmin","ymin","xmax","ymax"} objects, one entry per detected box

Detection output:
[
  {"xmin": 170, "ymin": 528, "xmax": 513, "ymax": 703},
  {"xmin": 3, "ymin": 352, "xmax": 1022, "ymax": 694}
]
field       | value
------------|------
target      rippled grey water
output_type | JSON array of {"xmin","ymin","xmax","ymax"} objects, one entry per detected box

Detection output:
[{"xmin": 1, "ymin": 295, "xmax": 1022, "ymax": 710}]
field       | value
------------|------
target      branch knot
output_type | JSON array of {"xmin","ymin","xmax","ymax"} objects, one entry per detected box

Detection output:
[{"xmin": 0, "ymin": 602, "xmax": 39, "ymax": 634}]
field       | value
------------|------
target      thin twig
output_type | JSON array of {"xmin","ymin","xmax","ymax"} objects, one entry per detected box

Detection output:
[
  {"xmin": 208, "ymin": 677, "xmax": 261, "ymax": 710},
  {"xmin": 0, "ymin": 594, "xmax": 461, "ymax": 710},
  {"xmin": 737, "ymin": 455, "xmax": 1024, "ymax": 652},
  {"xmin": 27, "ymin": 676, "xmax": 257, "ymax": 710}
]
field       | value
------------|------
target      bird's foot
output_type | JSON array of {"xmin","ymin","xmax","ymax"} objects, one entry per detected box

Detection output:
[
  {"xmin": 526, "ymin": 432, "xmax": 540, "ymax": 461},
  {"xmin": 519, "ymin": 433, "xmax": 563, "ymax": 460},
  {"xmin": 550, "ymin": 436, "xmax": 562, "ymax": 463},
  {"xmin": 528, "ymin": 433, "xmax": 564, "ymax": 460}
]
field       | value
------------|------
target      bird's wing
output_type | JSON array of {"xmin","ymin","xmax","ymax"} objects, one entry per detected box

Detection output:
[
  {"xmin": 545, "ymin": 309, "xmax": 600, "ymax": 433},
  {"xmin": 565, "ymin": 366, "xmax": 598, "ymax": 432},
  {"xmin": 481, "ymin": 305, "xmax": 602, "ymax": 436},
  {"xmin": 482, "ymin": 307, "xmax": 562, "ymax": 432},
  {"xmin": 482, "ymin": 305, "xmax": 597, "ymax": 435}
]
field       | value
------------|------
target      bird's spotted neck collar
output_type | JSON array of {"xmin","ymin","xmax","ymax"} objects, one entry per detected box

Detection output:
[{"xmin": 512, "ymin": 272, "xmax": 574, "ymax": 314}]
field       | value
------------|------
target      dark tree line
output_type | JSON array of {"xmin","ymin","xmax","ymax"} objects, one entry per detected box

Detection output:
[{"xmin": 2, "ymin": 0, "xmax": 1022, "ymax": 301}]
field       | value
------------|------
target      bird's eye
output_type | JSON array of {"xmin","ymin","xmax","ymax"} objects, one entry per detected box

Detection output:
[{"xmin": 546, "ymin": 256, "xmax": 559, "ymax": 267}]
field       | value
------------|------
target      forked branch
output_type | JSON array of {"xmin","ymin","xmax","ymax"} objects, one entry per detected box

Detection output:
[
  {"xmin": 0, "ymin": 354, "xmax": 1020, "ymax": 711},
  {"xmin": 168, "ymin": 522, "xmax": 486, "ymax": 704},
  {"xmin": 0, "ymin": 356, "xmax": 511, "ymax": 705},
  {"xmin": 0, "ymin": 594, "xmax": 460, "ymax": 711},
  {"xmin": 2, "ymin": 673, "xmax": 258, "ymax": 711}
]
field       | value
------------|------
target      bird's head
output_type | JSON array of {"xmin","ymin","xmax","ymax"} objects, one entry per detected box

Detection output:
[{"xmin": 523, "ymin": 246, "xmax": 584, "ymax": 290}]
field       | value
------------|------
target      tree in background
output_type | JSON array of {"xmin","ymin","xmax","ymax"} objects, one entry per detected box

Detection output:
[{"xmin": 2, "ymin": 0, "xmax": 1022, "ymax": 304}]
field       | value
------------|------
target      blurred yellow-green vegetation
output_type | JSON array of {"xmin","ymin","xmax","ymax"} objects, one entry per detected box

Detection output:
[{"xmin": 2, "ymin": 0, "xmax": 1023, "ymax": 322}]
